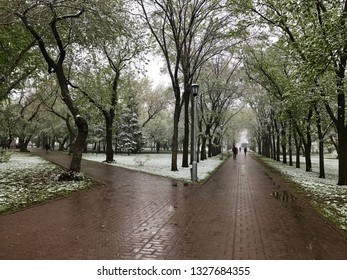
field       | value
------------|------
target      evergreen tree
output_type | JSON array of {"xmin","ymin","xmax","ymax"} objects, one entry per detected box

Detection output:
[{"xmin": 117, "ymin": 96, "xmax": 143, "ymax": 154}]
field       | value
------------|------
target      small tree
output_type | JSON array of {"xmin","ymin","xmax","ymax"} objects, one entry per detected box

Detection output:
[{"xmin": 117, "ymin": 97, "xmax": 143, "ymax": 154}]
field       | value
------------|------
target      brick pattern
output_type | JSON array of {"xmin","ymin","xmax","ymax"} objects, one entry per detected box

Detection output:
[{"xmin": 0, "ymin": 150, "xmax": 346, "ymax": 259}]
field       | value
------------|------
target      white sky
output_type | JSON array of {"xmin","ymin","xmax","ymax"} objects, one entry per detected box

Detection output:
[{"xmin": 144, "ymin": 55, "xmax": 170, "ymax": 87}]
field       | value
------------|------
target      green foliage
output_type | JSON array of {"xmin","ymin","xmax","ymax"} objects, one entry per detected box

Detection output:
[
  {"xmin": 0, "ymin": 20, "xmax": 41, "ymax": 101},
  {"xmin": 116, "ymin": 95, "xmax": 143, "ymax": 154}
]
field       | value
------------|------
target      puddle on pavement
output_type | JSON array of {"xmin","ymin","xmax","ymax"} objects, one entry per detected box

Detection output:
[
  {"xmin": 263, "ymin": 170, "xmax": 297, "ymax": 204},
  {"xmin": 271, "ymin": 190, "xmax": 296, "ymax": 203}
]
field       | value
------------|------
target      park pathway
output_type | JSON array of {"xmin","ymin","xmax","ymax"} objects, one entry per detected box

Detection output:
[{"xmin": 0, "ymin": 149, "xmax": 347, "ymax": 259}]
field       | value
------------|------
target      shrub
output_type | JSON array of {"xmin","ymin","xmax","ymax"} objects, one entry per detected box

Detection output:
[{"xmin": 133, "ymin": 155, "xmax": 151, "ymax": 167}]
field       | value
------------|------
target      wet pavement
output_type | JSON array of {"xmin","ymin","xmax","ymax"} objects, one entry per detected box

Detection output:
[{"xmin": 0, "ymin": 150, "xmax": 347, "ymax": 259}]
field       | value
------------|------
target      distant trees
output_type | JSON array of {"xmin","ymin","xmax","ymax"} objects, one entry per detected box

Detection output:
[
  {"xmin": 137, "ymin": 0, "xmax": 235, "ymax": 171},
  {"xmin": 198, "ymin": 54, "xmax": 243, "ymax": 160},
  {"xmin": 0, "ymin": 0, "xmax": 250, "ymax": 175},
  {"xmin": 239, "ymin": 0, "xmax": 347, "ymax": 185},
  {"xmin": 8, "ymin": 0, "xmax": 347, "ymax": 187}
]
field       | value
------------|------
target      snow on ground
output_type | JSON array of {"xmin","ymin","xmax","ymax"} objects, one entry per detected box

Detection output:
[
  {"xmin": 0, "ymin": 151, "xmax": 223, "ymax": 214},
  {"xmin": 82, "ymin": 152, "xmax": 224, "ymax": 182},
  {"xmin": 259, "ymin": 154, "xmax": 347, "ymax": 230},
  {"xmin": 84, "ymin": 152, "xmax": 347, "ymax": 231},
  {"xmin": 0, "ymin": 152, "xmax": 93, "ymax": 214},
  {"xmin": 1, "ymin": 150, "xmax": 346, "ymax": 232}
]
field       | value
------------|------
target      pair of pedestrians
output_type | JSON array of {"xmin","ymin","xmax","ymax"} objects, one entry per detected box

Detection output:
[{"xmin": 232, "ymin": 146, "xmax": 247, "ymax": 159}]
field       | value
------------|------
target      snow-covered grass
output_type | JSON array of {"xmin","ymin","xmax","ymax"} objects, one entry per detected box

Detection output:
[
  {"xmin": 2, "ymin": 149, "xmax": 345, "ymax": 233},
  {"xmin": 0, "ymin": 150, "xmax": 223, "ymax": 215},
  {"xmin": 82, "ymin": 152, "xmax": 225, "ymax": 182},
  {"xmin": 258, "ymin": 154, "xmax": 347, "ymax": 231},
  {"xmin": 0, "ymin": 152, "xmax": 93, "ymax": 214}
]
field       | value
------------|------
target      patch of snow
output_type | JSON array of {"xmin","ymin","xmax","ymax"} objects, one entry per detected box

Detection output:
[
  {"xmin": 259, "ymin": 154, "xmax": 347, "ymax": 230},
  {"xmin": 0, "ymin": 152, "xmax": 92, "ymax": 214},
  {"xmin": 83, "ymin": 153, "xmax": 224, "ymax": 182}
]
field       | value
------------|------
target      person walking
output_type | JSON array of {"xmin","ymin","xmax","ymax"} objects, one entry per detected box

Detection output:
[
  {"xmin": 232, "ymin": 146, "xmax": 238, "ymax": 159},
  {"xmin": 45, "ymin": 143, "xmax": 50, "ymax": 154},
  {"xmin": 244, "ymin": 147, "xmax": 247, "ymax": 155}
]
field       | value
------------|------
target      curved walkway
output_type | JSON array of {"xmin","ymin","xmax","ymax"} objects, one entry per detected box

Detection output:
[{"xmin": 0, "ymin": 150, "xmax": 347, "ymax": 259}]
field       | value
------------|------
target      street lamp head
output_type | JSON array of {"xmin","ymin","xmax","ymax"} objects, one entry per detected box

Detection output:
[{"xmin": 191, "ymin": 84, "xmax": 199, "ymax": 96}]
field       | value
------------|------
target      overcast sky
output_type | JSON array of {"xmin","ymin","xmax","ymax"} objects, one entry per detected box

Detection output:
[{"xmin": 144, "ymin": 55, "xmax": 170, "ymax": 87}]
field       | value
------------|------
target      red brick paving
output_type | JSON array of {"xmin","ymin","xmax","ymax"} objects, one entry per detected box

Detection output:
[{"xmin": 0, "ymin": 149, "xmax": 347, "ymax": 259}]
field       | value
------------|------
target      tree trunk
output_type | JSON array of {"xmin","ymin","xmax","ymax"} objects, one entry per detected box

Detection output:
[
  {"xmin": 201, "ymin": 125, "xmax": 211, "ymax": 161},
  {"xmin": 197, "ymin": 115, "xmax": 203, "ymax": 163},
  {"xmin": 304, "ymin": 119, "xmax": 312, "ymax": 172},
  {"xmin": 304, "ymin": 142, "xmax": 312, "ymax": 172},
  {"xmin": 281, "ymin": 123, "xmax": 287, "ymax": 164},
  {"xmin": 316, "ymin": 108, "xmax": 325, "ymax": 178},
  {"xmin": 288, "ymin": 121, "xmax": 293, "ymax": 166},
  {"xmin": 293, "ymin": 109, "xmax": 313, "ymax": 172},
  {"xmin": 257, "ymin": 134, "xmax": 262, "ymax": 155},
  {"xmin": 208, "ymin": 138, "xmax": 213, "ymax": 158},
  {"xmin": 54, "ymin": 67, "xmax": 88, "ymax": 172},
  {"xmin": 262, "ymin": 125, "xmax": 271, "ymax": 158},
  {"xmin": 18, "ymin": 137, "xmax": 30, "ymax": 152},
  {"xmin": 105, "ymin": 115, "xmax": 114, "ymax": 162},
  {"xmin": 337, "ymin": 129, "xmax": 347, "ymax": 185},
  {"xmin": 337, "ymin": 93, "xmax": 347, "ymax": 184},
  {"xmin": 318, "ymin": 139, "xmax": 325, "ymax": 179},
  {"xmin": 65, "ymin": 114, "xmax": 76, "ymax": 155},
  {"xmin": 69, "ymin": 116, "xmax": 88, "ymax": 172},
  {"xmin": 272, "ymin": 123, "xmax": 276, "ymax": 160},
  {"xmin": 182, "ymin": 92, "xmax": 189, "ymax": 167},
  {"xmin": 274, "ymin": 119, "xmax": 280, "ymax": 162},
  {"xmin": 276, "ymin": 132, "xmax": 280, "ymax": 162},
  {"xmin": 197, "ymin": 133, "xmax": 200, "ymax": 163},
  {"xmin": 171, "ymin": 98, "xmax": 181, "ymax": 171},
  {"xmin": 201, "ymin": 136, "xmax": 207, "ymax": 160},
  {"xmin": 58, "ymin": 136, "xmax": 68, "ymax": 151},
  {"xmin": 293, "ymin": 130, "xmax": 300, "ymax": 169}
]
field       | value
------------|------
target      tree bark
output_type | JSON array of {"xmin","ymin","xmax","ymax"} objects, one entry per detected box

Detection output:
[
  {"xmin": 288, "ymin": 121, "xmax": 293, "ymax": 166},
  {"xmin": 293, "ymin": 130, "xmax": 301, "ymax": 169},
  {"xmin": 171, "ymin": 97, "xmax": 181, "ymax": 171},
  {"xmin": 182, "ymin": 92, "xmax": 190, "ymax": 167},
  {"xmin": 315, "ymin": 107, "xmax": 325, "ymax": 178},
  {"xmin": 337, "ymin": 93, "xmax": 347, "ymax": 185},
  {"xmin": 104, "ymin": 115, "xmax": 114, "ymax": 162},
  {"xmin": 200, "ymin": 136, "xmax": 207, "ymax": 160},
  {"xmin": 55, "ymin": 69, "xmax": 88, "ymax": 172},
  {"xmin": 281, "ymin": 122, "xmax": 287, "ymax": 164},
  {"xmin": 69, "ymin": 116, "xmax": 88, "ymax": 172},
  {"xmin": 262, "ymin": 125, "xmax": 271, "ymax": 158}
]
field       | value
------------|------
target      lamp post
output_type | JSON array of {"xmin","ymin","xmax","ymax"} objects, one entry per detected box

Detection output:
[
  {"xmin": 191, "ymin": 84, "xmax": 199, "ymax": 181},
  {"xmin": 220, "ymin": 124, "xmax": 224, "ymax": 160}
]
